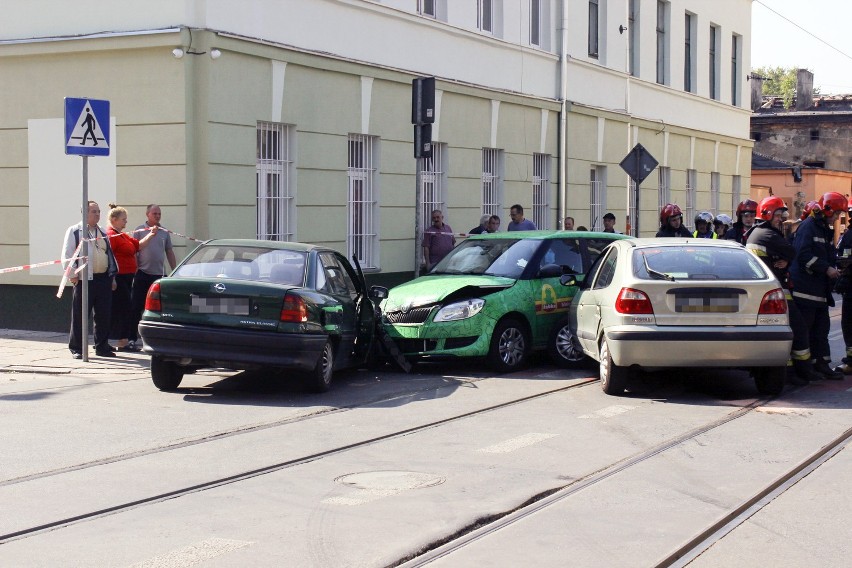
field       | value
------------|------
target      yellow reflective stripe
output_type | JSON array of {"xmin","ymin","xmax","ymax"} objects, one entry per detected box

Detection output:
[
  {"xmin": 792, "ymin": 291, "xmax": 827, "ymax": 302},
  {"xmin": 806, "ymin": 256, "xmax": 819, "ymax": 269},
  {"xmin": 791, "ymin": 349, "xmax": 811, "ymax": 361}
]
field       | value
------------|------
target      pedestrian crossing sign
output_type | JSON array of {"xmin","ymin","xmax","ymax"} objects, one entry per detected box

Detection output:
[{"xmin": 64, "ymin": 97, "xmax": 110, "ymax": 156}]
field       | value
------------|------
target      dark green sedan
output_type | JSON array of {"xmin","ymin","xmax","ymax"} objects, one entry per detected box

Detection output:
[{"xmin": 138, "ymin": 239, "xmax": 385, "ymax": 392}]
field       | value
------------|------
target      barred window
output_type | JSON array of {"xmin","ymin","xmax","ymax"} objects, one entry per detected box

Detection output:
[
  {"xmin": 256, "ymin": 121, "xmax": 295, "ymax": 241},
  {"xmin": 658, "ymin": 167, "xmax": 671, "ymax": 213},
  {"xmin": 532, "ymin": 153, "xmax": 550, "ymax": 230},
  {"xmin": 685, "ymin": 169, "xmax": 697, "ymax": 230},
  {"xmin": 628, "ymin": 179, "xmax": 638, "ymax": 236},
  {"xmin": 419, "ymin": 143, "xmax": 448, "ymax": 236},
  {"xmin": 348, "ymin": 134, "xmax": 379, "ymax": 269},
  {"xmin": 590, "ymin": 167, "xmax": 605, "ymax": 231},
  {"xmin": 732, "ymin": 175, "xmax": 742, "ymax": 210},
  {"xmin": 710, "ymin": 172, "xmax": 720, "ymax": 215},
  {"xmin": 481, "ymin": 148, "xmax": 504, "ymax": 216}
]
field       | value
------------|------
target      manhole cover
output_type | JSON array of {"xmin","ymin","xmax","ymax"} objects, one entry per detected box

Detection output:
[{"xmin": 334, "ymin": 470, "xmax": 445, "ymax": 491}]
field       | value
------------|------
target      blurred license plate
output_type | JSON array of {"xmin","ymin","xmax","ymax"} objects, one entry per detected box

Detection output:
[
  {"xmin": 191, "ymin": 296, "xmax": 250, "ymax": 315},
  {"xmin": 675, "ymin": 293, "xmax": 738, "ymax": 313}
]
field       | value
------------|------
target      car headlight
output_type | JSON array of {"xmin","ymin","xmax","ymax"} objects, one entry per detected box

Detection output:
[{"xmin": 433, "ymin": 298, "xmax": 485, "ymax": 322}]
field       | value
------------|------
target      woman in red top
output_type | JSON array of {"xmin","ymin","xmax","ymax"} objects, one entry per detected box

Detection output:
[{"xmin": 107, "ymin": 204, "xmax": 157, "ymax": 351}]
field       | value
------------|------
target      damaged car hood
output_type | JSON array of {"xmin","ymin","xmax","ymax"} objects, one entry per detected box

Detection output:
[{"xmin": 383, "ymin": 275, "xmax": 515, "ymax": 311}]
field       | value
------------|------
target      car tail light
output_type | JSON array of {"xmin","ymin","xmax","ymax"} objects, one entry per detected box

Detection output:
[
  {"xmin": 144, "ymin": 282, "xmax": 161, "ymax": 312},
  {"xmin": 615, "ymin": 288, "xmax": 654, "ymax": 314},
  {"xmin": 758, "ymin": 288, "xmax": 787, "ymax": 315},
  {"xmin": 280, "ymin": 294, "xmax": 308, "ymax": 322}
]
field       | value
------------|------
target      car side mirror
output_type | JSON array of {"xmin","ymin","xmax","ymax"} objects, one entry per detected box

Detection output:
[
  {"xmin": 560, "ymin": 273, "xmax": 583, "ymax": 287},
  {"xmin": 369, "ymin": 285, "xmax": 389, "ymax": 300},
  {"xmin": 538, "ymin": 263, "xmax": 563, "ymax": 278}
]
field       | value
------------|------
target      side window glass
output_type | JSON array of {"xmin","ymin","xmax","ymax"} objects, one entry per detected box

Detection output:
[
  {"xmin": 584, "ymin": 237, "xmax": 618, "ymax": 271},
  {"xmin": 335, "ymin": 254, "xmax": 359, "ymax": 299},
  {"xmin": 541, "ymin": 239, "xmax": 583, "ymax": 274},
  {"xmin": 592, "ymin": 248, "xmax": 618, "ymax": 290},
  {"xmin": 315, "ymin": 258, "xmax": 329, "ymax": 292},
  {"xmin": 319, "ymin": 253, "xmax": 352, "ymax": 297}
]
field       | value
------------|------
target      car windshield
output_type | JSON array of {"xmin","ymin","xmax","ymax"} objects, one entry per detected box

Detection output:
[
  {"xmin": 173, "ymin": 245, "xmax": 307, "ymax": 284},
  {"xmin": 430, "ymin": 238, "xmax": 542, "ymax": 278},
  {"xmin": 632, "ymin": 246, "xmax": 768, "ymax": 281}
]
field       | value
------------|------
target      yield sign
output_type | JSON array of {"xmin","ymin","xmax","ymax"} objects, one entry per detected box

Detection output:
[
  {"xmin": 619, "ymin": 143, "xmax": 658, "ymax": 185},
  {"xmin": 65, "ymin": 98, "xmax": 110, "ymax": 156}
]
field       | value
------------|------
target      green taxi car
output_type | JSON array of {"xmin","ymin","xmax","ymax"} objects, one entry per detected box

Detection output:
[{"xmin": 381, "ymin": 231, "xmax": 631, "ymax": 371}]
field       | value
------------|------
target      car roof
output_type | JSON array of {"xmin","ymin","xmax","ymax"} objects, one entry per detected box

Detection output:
[
  {"xmin": 202, "ymin": 239, "xmax": 326, "ymax": 253},
  {"xmin": 468, "ymin": 230, "xmax": 633, "ymax": 241},
  {"xmin": 620, "ymin": 238, "xmax": 745, "ymax": 249}
]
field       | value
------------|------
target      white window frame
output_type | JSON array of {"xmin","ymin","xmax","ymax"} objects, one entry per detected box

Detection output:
[
  {"xmin": 478, "ymin": 0, "xmax": 494, "ymax": 33},
  {"xmin": 709, "ymin": 24, "xmax": 720, "ymax": 100},
  {"xmin": 656, "ymin": 0, "xmax": 668, "ymax": 85},
  {"xmin": 588, "ymin": 0, "xmax": 600, "ymax": 58},
  {"xmin": 658, "ymin": 167, "xmax": 671, "ymax": 213},
  {"xmin": 419, "ymin": 143, "xmax": 448, "ymax": 238},
  {"xmin": 685, "ymin": 169, "xmax": 697, "ymax": 230},
  {"xmin": 710, "ymin": 172, "xmax": 720, "ymax": 214},
  {"xmin": 481, "ymin": 148, "xmax": 504, "ymax": 216},
  {"xmin": 418, "ymin": 0, "xmax": 436, "ymax": 18},
  {"xmin": 590, "ymin": 166, "xmax": 605, "ymax": 231},
  {"xmin": 684, "ymin": 12, "xmax": 695, "ymax": 93},
  {"xmin": 731, "ymin": 34, "xmax": 741, "ymax": 106},
  {"xmin": 348, "ymin": 134, "xmax": 379, "ymax": 270},
  {"xmin": 530, "ymin": 0, "xmax": 541, "ymax": 47},
  {"xmin": 628, "ymin": 0, "xmax": 639, "ymax": 76},
  {"xmin": 256, "ymin": 121, "xmax": 295, "ymax": 241},
  {"xmin": 532, "ymin": 153, "xmax": 550, "ymax": 230}
]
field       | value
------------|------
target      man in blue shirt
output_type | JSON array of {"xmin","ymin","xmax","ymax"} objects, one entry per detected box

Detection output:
[{"xmin": 507, "ymin": 204, "xmax": 537, "ymax": 231}]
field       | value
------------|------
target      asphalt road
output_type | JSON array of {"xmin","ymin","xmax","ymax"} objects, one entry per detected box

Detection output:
[{"xmin": 0, "ymin": 317, "xmax": 850, "ymax": 567}]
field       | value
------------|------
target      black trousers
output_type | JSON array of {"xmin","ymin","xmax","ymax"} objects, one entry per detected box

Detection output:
[
  {"xmin": 109, "ymin": 273, "xmax": 134, "ymax": 340},
  {"xmin": 841, "ymin": 293, "xmax": 852, "ymax": 361},
  {"xmin": 130, "ymin": 270, "xmax": 162, "ymax": 342},
  {"xmin": 69, "ymin": 273, "xmax": 113, "ymax": 353},
  {"xmin": 796, "ymin": 301, "xmax": 832, "ymax": 361}
]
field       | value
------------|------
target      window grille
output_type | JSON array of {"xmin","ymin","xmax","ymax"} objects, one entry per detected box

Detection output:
[
  {"xmin": 732, "ymin": 175, "xmax": 741, "ymax": 211},
  {"xmin": 532, "ymin": 153, "xmax": 550, "ymax": 229},
  {"xmin": 348, "ymin": 134, "xmax": 378, "ymax": 269},
  {"xmin": 419, "ymin": 143, "xmax": 447, "ymax": 236},
  {"xmin": 710, "ymin": 172, "xmax": 720, "ymax": 214},
  {"xmin": 658, "ymin": 167, "xmax": 671, "ymax": 213},
  {"xmin": 478, "ymin": 0, "xmax": 493, "ymax": 33},
  {"xmin": 530, "ymin": 0, "xmax": 541, "ymax": 46},
  {"xmin": 256, "ymin": 121, "xmax": 294, "ymax": 241},
  {"xmin": 590, "ymin": 168, "xmax": 604, "ymax": 231},
  {"xmin": 588, "ymin": 0, "xmax": 599, "ymax": 58},
  {"xmin": 685, "ymin": 169, "xmax": 697, "ymax": 230},
  {"xmin": 481, "ymin": 148, "xmax": 503, "ymax": 216},
  {"xmin": 628, "ymin": 179, "xmax": 638, "ymax": 236},
  {"xmin": 418, "ymin": 0, "xmax": 436, "ymax": 18}
]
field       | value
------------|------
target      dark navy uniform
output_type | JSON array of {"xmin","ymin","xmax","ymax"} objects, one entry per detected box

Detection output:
[
  {"xmin": 836, "ymin": 229, "xmax": 852, "ymax": 371},
  {"xmin": 724, "ymin": 222, "xmax": 753, "ymax": 245},
  {"xmin": 790, "ymin": 215, "xmax": 837, "ymax": 372},
  {"xmin": 655, "ymin": 225, "xmax": 692, "ymax": 238},
  {"xmin": 747, "ymin": 220, "xmax": 816, "ymax": 381}
]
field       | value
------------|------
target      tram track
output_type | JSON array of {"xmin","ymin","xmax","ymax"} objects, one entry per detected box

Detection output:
[{"xmin": 0, "ymin": 376, "xmax": 600, "ymax": 544}]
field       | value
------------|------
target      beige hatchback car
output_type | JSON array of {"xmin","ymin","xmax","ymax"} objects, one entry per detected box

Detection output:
[{"xmin": 560, "ymin": 238, "xmax": 793, "ymax": 396}]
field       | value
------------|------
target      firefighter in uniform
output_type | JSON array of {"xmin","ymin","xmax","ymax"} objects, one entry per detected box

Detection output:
[
  {"xmin": 747, "ymin": 196, "xmax": 821, "ymax": 385},
  {"xmin": 834, "ymin": 209, "xmax": 852, "ymax": 374},
  {"xmin": 789, "ymin": 192, "xmax": 846, "ymax": 380},
  {"xmin": 656, "ymin": 204, "xmax": 692, "ymax": 238},
  {"xmin": 725, "ymin": 199, "xmax": 758, "ymax": 244}
]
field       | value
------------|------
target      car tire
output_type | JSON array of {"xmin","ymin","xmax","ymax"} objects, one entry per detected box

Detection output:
[
  {"xmin": 151, "ymin": 356, "xmax": 184, "ymax": 391},
  {"xmin": 599, "ymin": 339, "xmax": 628, "ymax": 395},
  {"xmin": 305, "ymin": 340, "xmax": 334, "ymax": 393},
  {"xmin": 547, "ymin": 317, "xmax": 588, "ymax": 369},
  {"xmin": 487, "ymin": 318, "xmax": 530, "ymax": 373},
  {"xmin": 755, "ymin": 366, "xmax": 785, "ymax": 396}
]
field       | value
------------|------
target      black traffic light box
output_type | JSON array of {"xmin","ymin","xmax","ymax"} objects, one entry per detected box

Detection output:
[{"xmin": 412, "ymin": 77, "xmax": 435, "ymax": 125}]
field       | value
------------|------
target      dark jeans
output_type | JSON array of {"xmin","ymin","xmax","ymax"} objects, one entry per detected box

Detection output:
[
  {"xmin": 130, "ymin": 270, "xmax": 162, "ymax": 342},
  {"xmin": 109, "ymin": 273, "xmax": 134, "ymax": 340},
  {"xmin": 796, "ymin": 301, "xmax": 831, "ymax": 361},
  {"xmin": 69, "ymin": 273, "xmax": 112, "ymax": 353}
]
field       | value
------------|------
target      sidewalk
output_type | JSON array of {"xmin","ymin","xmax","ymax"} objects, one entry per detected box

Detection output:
[{"xmin": 0, "ymin": 328, "xmax": 151, "ymax": 376}]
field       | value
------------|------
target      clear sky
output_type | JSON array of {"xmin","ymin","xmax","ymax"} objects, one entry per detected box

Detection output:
[{"xmin": 751, "ymin": 0, "xmax": 852, "ymax": 95}]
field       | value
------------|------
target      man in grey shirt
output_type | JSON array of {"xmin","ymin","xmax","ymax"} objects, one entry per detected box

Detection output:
[{"xmin": 129, "ymin": 204, "xmax": 177, "ymax": 347}]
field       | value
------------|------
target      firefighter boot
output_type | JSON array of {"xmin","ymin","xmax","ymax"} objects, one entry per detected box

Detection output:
[
  {"xmin": 813, "ymin": 359, "xmax": 844, "ymax": 381},
  {"xmin": 833, "ymin": 355, "xmax": 852, "ymax": 375},
  {"xmin": 791, "ymin": 359, "xmax": 821, "ymax": 384}
]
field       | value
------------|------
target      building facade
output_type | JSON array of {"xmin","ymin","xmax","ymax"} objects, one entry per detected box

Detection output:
[{"xmin": 0, "ymin": 0, "xmax": 752, "ymax": 330}]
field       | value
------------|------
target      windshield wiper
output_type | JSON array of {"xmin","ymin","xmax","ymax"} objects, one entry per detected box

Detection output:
[{"xmin": 642, "ymin": 253, "xmax": 675, "ymax": 281}]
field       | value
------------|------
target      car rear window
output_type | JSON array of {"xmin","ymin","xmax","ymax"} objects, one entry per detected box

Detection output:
[
  {"xmin": 174, "ymin": 245, "xmax": 307, "ymax": 284},
  {"xmin": 632, "ymin": 246, "xmax": 768, "ymax": 281}
]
